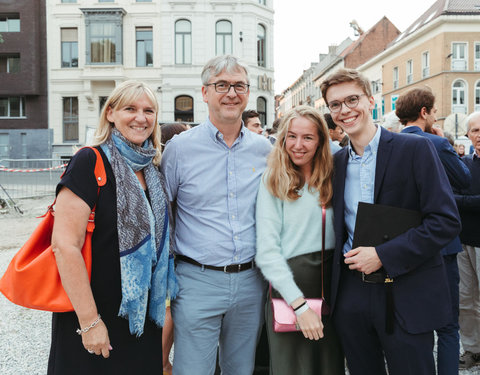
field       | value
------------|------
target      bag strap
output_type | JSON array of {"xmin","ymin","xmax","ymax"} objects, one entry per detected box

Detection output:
[
  {"xmin": 269, "ymin": 204, "xmax": 327, "ymax": 303},
  {"xmin": 320, "ymin": 204, "xmax": 326, "ymax": 300},
  {"xmin": 48, "ymin": 147, "xmax": 106, "ymax": 214}
]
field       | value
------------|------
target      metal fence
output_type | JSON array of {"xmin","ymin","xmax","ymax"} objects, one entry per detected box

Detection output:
[{"xmin": 0, "ymin": 159, "xmax": 67, "ymax": 200}]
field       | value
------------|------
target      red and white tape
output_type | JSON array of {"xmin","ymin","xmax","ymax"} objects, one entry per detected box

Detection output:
[{"xmin": 0, "ymin": 164, "xmax": 67, "ymax": 173}]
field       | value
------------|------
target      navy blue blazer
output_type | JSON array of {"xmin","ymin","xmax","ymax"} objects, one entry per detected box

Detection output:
[
  {"xmin": 401, "ymin": 126, "xmax": 471, "ymax": 255},
  {"xmin": 331, "ymin": 127, "xmax": 462, "ymax": 334}
]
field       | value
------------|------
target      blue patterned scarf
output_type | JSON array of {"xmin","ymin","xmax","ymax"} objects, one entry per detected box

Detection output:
[{"xmin": 101, "ymin": 128, "xmax": 178, "ymax": 336}]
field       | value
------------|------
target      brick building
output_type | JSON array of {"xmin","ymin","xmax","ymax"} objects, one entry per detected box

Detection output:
[{"xmin": 0, "ymin": 0, "xmax": 51, "ymax": 161}]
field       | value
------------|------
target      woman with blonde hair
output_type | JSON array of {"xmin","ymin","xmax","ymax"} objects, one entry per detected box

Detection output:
[
  {"xmin": 48, "ymin": 80, "xmax": 177, "ymax": 374},
  {"xmin": 255, "ymin": 105, "xmax": 344, "ymax": 374}
]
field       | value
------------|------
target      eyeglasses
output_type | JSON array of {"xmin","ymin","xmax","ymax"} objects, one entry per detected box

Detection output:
[
  {"xmin": 327, "ymin": 94, "xmax": 366, "ymax": 113},
  {"xmin": 205, "ymin": 81, "xmax": 250, "ymax": 94}
]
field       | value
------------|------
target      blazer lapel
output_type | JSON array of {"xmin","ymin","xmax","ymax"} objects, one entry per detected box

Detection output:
[{"xmin": 374, "ymin": 128, "xmax": 393, "ymax": 202}]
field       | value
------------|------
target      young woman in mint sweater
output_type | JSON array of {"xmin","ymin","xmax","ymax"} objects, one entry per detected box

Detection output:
[{"xmin": 255, "ymin": 106, "xmax": 344, "ymax": 375}]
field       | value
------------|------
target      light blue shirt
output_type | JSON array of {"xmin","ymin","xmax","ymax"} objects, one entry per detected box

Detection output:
[
  {"xmin": 342, "ymin": 125, "xmax": 381, "ymax": 254},
  {"xmin": 160, "ymin": 118, "xmax": 272, "ymax": 266}
]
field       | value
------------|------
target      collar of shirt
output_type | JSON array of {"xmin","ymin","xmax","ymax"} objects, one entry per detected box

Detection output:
[
  {"xmin": 347, "ymin": 124, "xmax": 381, "ymax": 161},
  {"xmin": 205, "ymin": 117, "xmax": 245, "ymax": 147}
]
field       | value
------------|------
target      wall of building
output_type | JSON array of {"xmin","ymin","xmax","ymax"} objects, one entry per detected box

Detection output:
[{"xmin": 47, "ymin": 0, "xmax": 275, "ymax": 157}]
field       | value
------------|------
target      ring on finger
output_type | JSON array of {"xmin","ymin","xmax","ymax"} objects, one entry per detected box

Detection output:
[{"xmin": 87, "ymin": 349, "xmax": 94, "ymax": 354}]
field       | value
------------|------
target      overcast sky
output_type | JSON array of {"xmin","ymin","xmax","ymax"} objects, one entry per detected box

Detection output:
[{"xmin": 273, "ymin": 0, "xmax": 434, "ymax": 93}]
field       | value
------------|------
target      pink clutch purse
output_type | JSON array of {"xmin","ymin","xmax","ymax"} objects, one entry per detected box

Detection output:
[{"xmin": 271, "ymin": 297, "xmax": 325, "ymax": 332}]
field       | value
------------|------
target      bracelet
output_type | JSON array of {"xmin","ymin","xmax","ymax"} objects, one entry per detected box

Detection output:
[
  {"xmin": 293, "ymin": 301, "xmax": 306, "ymax": 311},
  {"xmin": 294, "ymin": 303, "xmax": 309, "ymax": 316},
  {"xmin": 76, "ymin": 314, "xmax": 102, "ymax": 335}
]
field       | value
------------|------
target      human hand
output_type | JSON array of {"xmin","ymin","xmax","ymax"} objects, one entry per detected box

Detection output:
[
  {"xmin": 431, "ymin": 126, "xmax": 444, "ymax": 137},
  {"xmin": 82, "ymin": 320, "xmax": 113, "ymax": 358},
  {"xmin": 344, "ymin": 246, "xmax": 382, "ymax": 274},
  {"xmin": 296, "ymin": 307, "xmax": 324, "ymax": 341}
]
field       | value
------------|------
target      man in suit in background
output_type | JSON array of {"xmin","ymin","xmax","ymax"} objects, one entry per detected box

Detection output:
[
  {"xmin": 396, "ymin": 86, "xmax": 471, "ymax": 375},
  {"xmin": 320, "ymin": 69, "xmax": 461, "ymax": 375}
]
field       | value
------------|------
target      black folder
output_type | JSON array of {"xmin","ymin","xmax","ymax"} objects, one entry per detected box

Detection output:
[{"xmin": 352, "ymin": 202, "xmax": 422, "ymax": 248}]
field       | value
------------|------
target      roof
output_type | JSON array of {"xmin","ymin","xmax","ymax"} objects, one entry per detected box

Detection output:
[{"xmin": 392, "ymin": 0, "xmax": 480, "ymax": 44}]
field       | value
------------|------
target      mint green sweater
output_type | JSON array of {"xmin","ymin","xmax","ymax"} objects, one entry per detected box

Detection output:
[{"xmin": 255, "ymin": 177, "xmax": 335, "ymax": 305}]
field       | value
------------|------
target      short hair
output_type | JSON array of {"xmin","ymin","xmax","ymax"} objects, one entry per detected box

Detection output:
[
  {"xmin": 323, "ymin": 113, "xmax": 338, "ymax": 131},
  {"xmin": 160, "ymin": 122, "xmax": 189, "ymax": 150},
  {"xmin": 395, "ymin": 87, "xmax": 435, "ymax": 125},
  {"xmin": 201, "ymin": 55, "xmax": 249, "ymax": 85},
  {"xmin": 242, "ymin": 110, "xmax": 260, "ymax": 124},
  {"xmin": 466, "ymin": 111, "xmax": 480, "ymax": 132},
  {"xmin": 91, "ymin": 80, "xmax": 162, "ymax": 165},
  {"xmin": 320, "ymin": 68, "xmax": 372, "ymax": 101},
  {"xmin": 271, "ymin": 118, "xmax": 281, "ymax": 133}
]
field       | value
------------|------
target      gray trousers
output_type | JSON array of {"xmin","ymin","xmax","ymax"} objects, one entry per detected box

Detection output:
[{"xmin": 458, "ymin": 244, "xmax": 480, "ymax": 353}]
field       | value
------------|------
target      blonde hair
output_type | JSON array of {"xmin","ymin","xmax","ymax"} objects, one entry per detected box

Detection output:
[
  {"xmin": 90, "ymin": 80, "xmax": 162, "ymax": 165},
  {"xmin": 265, "ymin": 105, "xmax": 333, "ymax": 206}
]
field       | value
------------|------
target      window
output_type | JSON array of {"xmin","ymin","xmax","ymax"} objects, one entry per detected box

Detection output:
[
  {"xmin": 99, "ymin": 96, "xmax": 108, "ymax": 115},
  {"xmin": 82, "ymin": 9, "xmax": 125, "ymax": 64},
  {"xmin": 98, "ymin": 0, "xmax": 114, "ymax": 2},
  {"xmin": 20, "ymin": 132, "xmax": 27, "ymax": 159},
  {"xmin": 0, "ymin": 133, "xmax": 9, "ymax": 160},
  {"xmin": 61, "ymin": 28, "xmax": 78, "ymax": 68},
  {"xmin": 136, "ymin": 27, "xmax": 153, "ymax": 67},
  {"xmin": 0, "ymin": 97, "xmax": 25, "ymax": 118},
  {"xmin": 257, "ymin": 97, "xmax": 267, "ymax": 126},
  {"xmin": 422, "ymin": 51, "xmax": 430, "ymax": 78},
  {"xmin": 406, "ymin": 60, "xmax": 413, "ymax": 84},
  {"xmin": 475, "ymin": 43, "xmax": 480, "ymax": 71},
  {"xmin": 175, "ymin": 20, "xmax": 192, "ymax": 64},
  {"xmin": 371, "ymin": 80, "xmax": 381, "ymax": 94},
  {"xmin": 0, "ymin": 54, "xmax": 20, "ymax": 73},
  {"xmin": 452, "ymin": 80, "xmax": 467, "ymax": 114},
  {"xmin": 63, "ymin": 97, "xmax": 78, "ymax": 142},
  {"xmin": 452, "ymin": 42, "xmax": 467, "ymax": 71},
  {"xmin": 391, "ymin": 95, "xmax": 399, "ymax": 111},
  {"xmin": 475, "ymin": 81, "xmax": 480, "ymax": 112},
  {"xmin": 258, "ymin": 0, "xmax": 266, "ymax": 4},
  {"xmin": 175, "ymin": 95, "xmax": 194, "ymax": 122},
  {"xmin": 0, "ymin": 14, "xmax": 20, "ymax": 32},
  {"xmin": 61, "ymin": 0, "xmax": 77, "ymax": 3},
  {"xmin": 393, "ymin": 67, "xmax": 399, "ymax": 89},
  {"xmin": 136, "ymin": 0, "xmax": 152, "ymax": 2},
  {"xmin": 257, "ymin": 24, "xmax": 266, "ymax": 67},
  {"xmin": 216, "ymin": 20, "xmax": 232, "ymax": 56}
]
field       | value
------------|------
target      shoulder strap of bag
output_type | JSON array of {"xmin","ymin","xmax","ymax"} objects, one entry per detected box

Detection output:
[{"xmin": 48, "ymin": 147, "xmax": 106, "ymax": 213}]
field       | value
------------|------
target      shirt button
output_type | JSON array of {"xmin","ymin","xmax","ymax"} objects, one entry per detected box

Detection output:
[
  {"xmin": 229, "ymin": 171, "xmax": 232, "ymax": 175},
  {"xmin": 230, "ymin": 193, "xmax": 234, "ymax": 198},
  {"xmin": 234, "ymin": 256, "xmax": 238, "ymax": 261},
  {"xmin": 231, "ymin": 215, "xmax": 235, "ymax": 219},
  {"xmin": 234, "ymin": 235, "xmax": 238, "ymax": 240},
  {"xmin": 363, "ymin": 184, "xmax": 367, "ymax": 189}
]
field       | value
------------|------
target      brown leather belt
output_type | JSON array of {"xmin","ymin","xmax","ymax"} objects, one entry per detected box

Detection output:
[{"xmin": 176, "ymin": 254, "xmax": 255, "ymax": 273}]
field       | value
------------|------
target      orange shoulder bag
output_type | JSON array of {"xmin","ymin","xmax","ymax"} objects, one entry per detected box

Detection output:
[{"xmin": 0, "ymin": 147, "xmax": 106, "ymax": 312}]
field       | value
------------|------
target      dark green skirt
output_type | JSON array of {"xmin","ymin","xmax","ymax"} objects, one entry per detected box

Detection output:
[{"xmin": 266, "ymin": 251, "xmax": 345, "ymax": 375}]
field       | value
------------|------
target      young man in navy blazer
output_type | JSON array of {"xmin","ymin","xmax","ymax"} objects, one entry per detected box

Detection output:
[{"xmin": 320, "ymin": 69, "xmax": 462, "ymax": 375}]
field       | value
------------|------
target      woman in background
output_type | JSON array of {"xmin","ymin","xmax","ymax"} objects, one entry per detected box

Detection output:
[
  {"xmin": 255, "ymin": 105, "xmax": 344, "ymax": 375},
  {"xmin": 160, "ymin": 122, "xmax": 189, "ymax": 375}
]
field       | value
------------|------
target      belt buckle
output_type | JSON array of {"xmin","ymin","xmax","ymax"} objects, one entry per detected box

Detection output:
[
  {"xmin": 223, "ymin": 265, "xmax": 228, "ymax": 273},
  {"xmin": 361, "ymin": 272, "xmax": 374, "ymax": 283}
]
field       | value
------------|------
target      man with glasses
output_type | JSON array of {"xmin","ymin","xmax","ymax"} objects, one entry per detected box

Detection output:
[
  {"xmin": 161, "ymin": 55, "xmax": 271, "ymax": 375},
  {"xmin": 320, "ymin": 68, "xmax": 461, "ymax": 375}
]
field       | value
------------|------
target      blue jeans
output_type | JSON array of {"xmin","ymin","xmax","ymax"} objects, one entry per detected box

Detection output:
[
  {"xmin": 436, "ymin": 253, "xmax": 460, "ymax": 375},
  {"xmin": 172, "ymin": 261, "xmax": 266, "ymax": 375}
]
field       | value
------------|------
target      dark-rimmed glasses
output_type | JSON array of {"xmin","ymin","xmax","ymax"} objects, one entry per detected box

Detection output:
[
  {"xmin": 327, "ymin": 94, "xmax": 366, "ymax": 113},
  {"xmin": 205, "ymin": 81, "xmax": 250, "ymax": 94}
]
